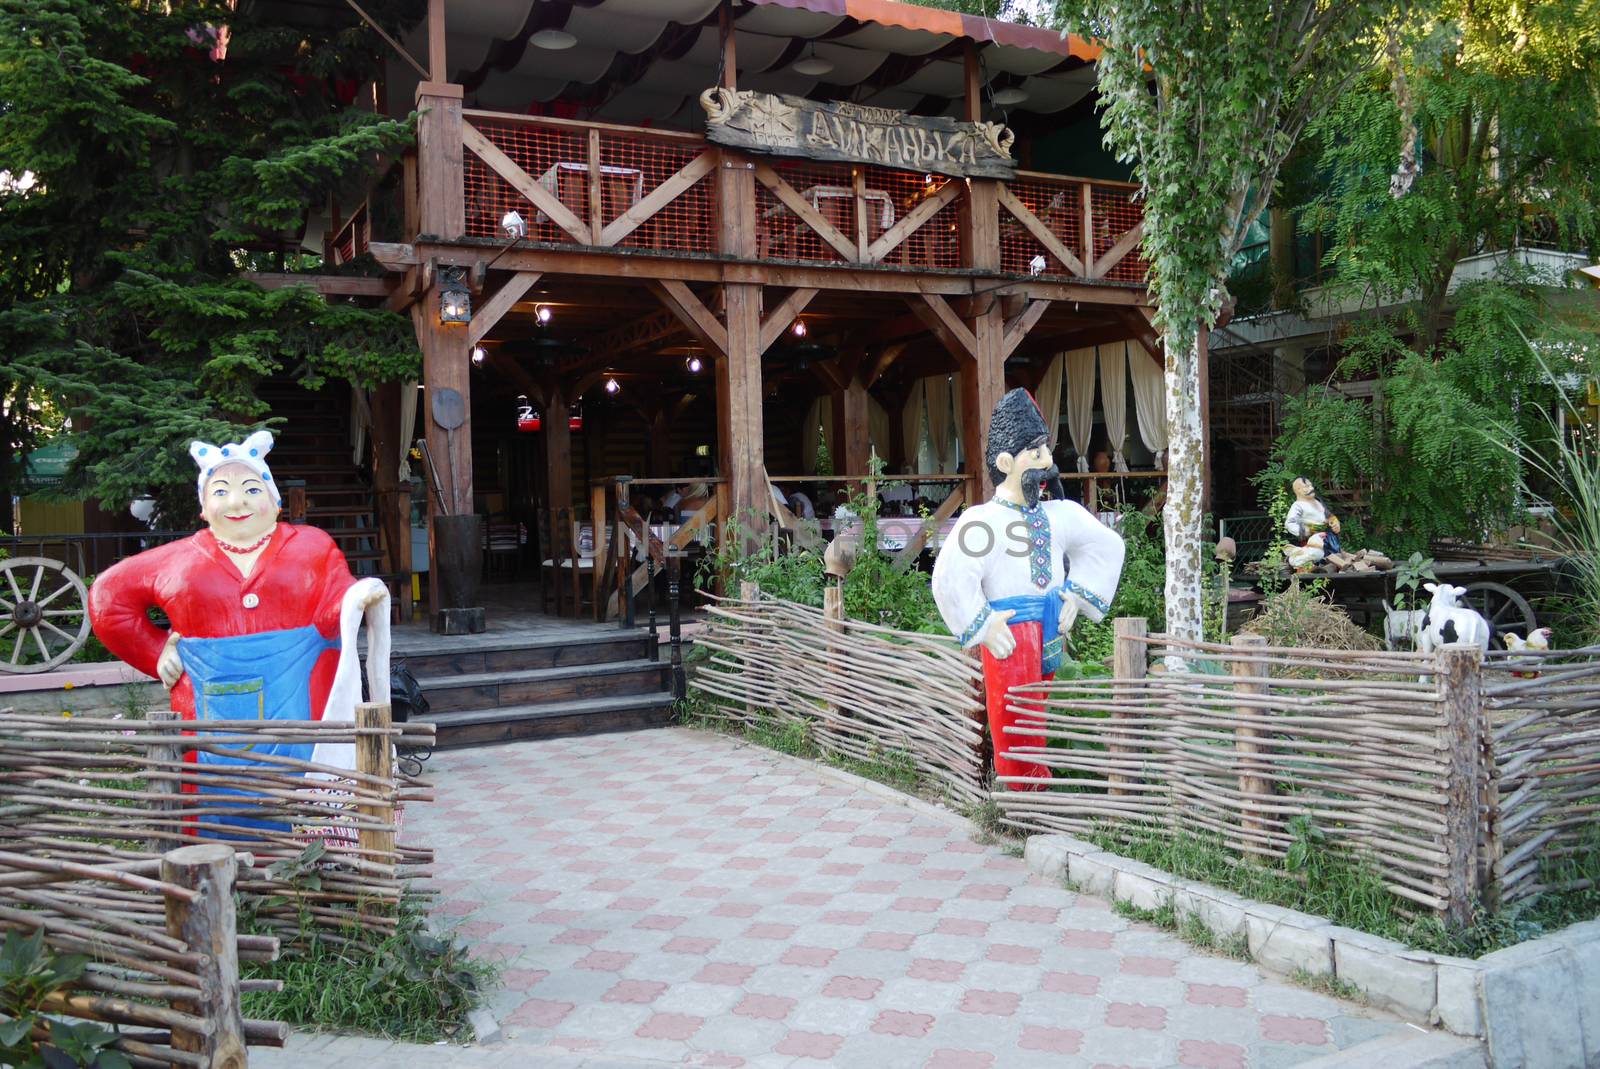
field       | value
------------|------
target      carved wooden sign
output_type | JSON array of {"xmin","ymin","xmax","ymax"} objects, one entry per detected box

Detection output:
[{"xmin": 699, "ymin": 88, "xmax": 1017, "ymax": 179}]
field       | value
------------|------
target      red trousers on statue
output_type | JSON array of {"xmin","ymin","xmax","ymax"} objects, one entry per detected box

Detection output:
[{"xmin": 981, "ymin": 620, "xmax": 1054, "ymax": 789}]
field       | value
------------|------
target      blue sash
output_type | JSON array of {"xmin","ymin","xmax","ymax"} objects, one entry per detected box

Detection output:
[
  {"xmin": 989, "ymin": 585, "xmax": 1067, "ymax": 677},
  {"xmin": 178, "ymin": 626, "xmax": 338, "ymax": 835}
]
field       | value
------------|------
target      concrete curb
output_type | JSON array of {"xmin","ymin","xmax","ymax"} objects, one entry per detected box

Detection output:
[{"xmin": 1026, "ymin": 833, "xmax": 1600, "ymax": 1067}]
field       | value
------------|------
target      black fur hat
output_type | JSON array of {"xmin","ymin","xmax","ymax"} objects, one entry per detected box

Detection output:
[{"xmin": 985, "ymin": 388, "xmax": 1051, "ymax": 488}]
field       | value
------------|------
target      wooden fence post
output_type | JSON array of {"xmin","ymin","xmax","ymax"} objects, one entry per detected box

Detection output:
[
  {"xmin": 162, "ymin": 843, "xmax": 246, "ymax": 1069},
  {"xmin": 1231, "ymin": 634, "xmax": 1274, "ymax": 855},
  {"xmin": 1109, "ymin": 617, "xmax": 1147, "ymax": 796},
  {"xmin": 1438, "ymin": 644, "xmax": 1484, "ymax": 928},
  {"xmin": 356, "ymin": 702, "xmax": 396, "ymax": 908},
  {"xmin": 146, "ymin": 710, "xmax": 181, "ymax": 855}
]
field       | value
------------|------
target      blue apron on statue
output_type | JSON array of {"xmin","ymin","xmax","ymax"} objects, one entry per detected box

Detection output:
[
  {"xmin": 178, "ymin": 626, "xmax": 339, "ymax": 835},
  {"xmin": 988, "ymin": 584, "xmax": 1068, "ymax": 678}
]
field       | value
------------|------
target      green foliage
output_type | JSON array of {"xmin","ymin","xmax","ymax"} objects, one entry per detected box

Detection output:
[
  {"xmin": 1393, "ymin": 552, "xmax": 1438, "ymax": 616},
  {"xmin": 0, "ymin": 930, "xmax": 128, "ymax": 1069},
  {"xmin": 0, "ymin": 0, "xmax": 422, "ymax": 524}
]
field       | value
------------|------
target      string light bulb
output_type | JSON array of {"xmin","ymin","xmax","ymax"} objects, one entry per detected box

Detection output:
[
  {"xmin": 536, "ymin": 304, "xmax": 553, "ymax": 325},
  {"xmin": 605, "ymin": 377, "xmax": 620, "ymax": 394},
  {"xmin": 471, "ymin": 346, "xmax": 487, "ymax": 365},
  {"xmin": 791, "ymin": 319, "xmax": 808, "ymax": 338},
  {"xmin": 686, "ymin": 355, "xmax": 703, "ymax": 373}
]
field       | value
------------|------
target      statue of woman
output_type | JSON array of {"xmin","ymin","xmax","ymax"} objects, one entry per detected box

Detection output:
[{"xmin": 89, "ymin": 431, "xmax": 389, "ymax": 780}]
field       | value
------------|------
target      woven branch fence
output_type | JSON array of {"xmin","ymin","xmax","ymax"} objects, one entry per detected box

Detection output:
[
  {"xmin": 994, "ymin": 621, "xmax": 1600, "ymax": 926},
  {"xmin": 0, "ymin": 704, "xmax": 436, "ymax": 1067},
  {"xmin": 1483, "ymin": 646, "xmax": 1600, "ymax": 905},
  {"xmin": 688, "ymin": 592, "xmax": 988, "ymax": 806}
]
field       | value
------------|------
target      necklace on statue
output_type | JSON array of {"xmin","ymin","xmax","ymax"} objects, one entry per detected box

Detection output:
[{"xmin": 214, "ymin": 526, "xmax": 276, "ymax": 555}]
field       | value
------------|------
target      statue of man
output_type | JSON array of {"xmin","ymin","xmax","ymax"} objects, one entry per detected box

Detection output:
[
  {"xmin": 931, "ymin": 389, "xmax": 1125, "ymax": 789},
  {"xmin": 1284, "ymin": 476, "xmax": 1343, "ymax": 555}
]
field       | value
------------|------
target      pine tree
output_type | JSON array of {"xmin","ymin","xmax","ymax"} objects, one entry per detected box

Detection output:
[{"xmin": 0, "ymin": 0, "xmax": 421, "ymax": 529}]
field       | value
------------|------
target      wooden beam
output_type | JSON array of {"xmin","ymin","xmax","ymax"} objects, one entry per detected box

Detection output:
[
  {"xmin": 754, "ymin": 163, "xmax": 860, "ymax": 262},
  {"xmin": 461, "ymin": 122, "xmax": 591, "ymax": 244},
  {"xmin": 1092, "ymin": 221, "xmax": 1145, "ymax": 279},
  {"xmin": 411, "ymin": 241, "xmax": 1151, "ymax": 303},
  {"xmin": 962, "ymin": 41, "xmax": 982, "ymax": 123},
  {"xmin": 414, "ymin": 83, "xmax": 464, "ymax": 242},
  {"xmin": 866, "ymin": 179, "xmax": 962, "ymax": 263},
  {"xmin": 997, "ymin": 185, "xmax": 1085, "ymax": 277},
  {"xmin": 466, "ymin": 271, "xmax": 541, "ymax": 347},
  {"xmin": 243, "ymin": 273, "xmax": 395, "ymax": 297},
  {"xmin": 908, "ymin": 293, "xmax": 979, "ymax": 362},
  {"xmin": 587, "ymin": 127, "xmax": 604, "ymax": 245},
  {"xmin": 1114, "ymin": 307, "xmax": 1165, "ymax": 369},
  {"xmin": 599, "ymin": 152, "xmax": 717, "ymax": 247},
  {"xmin": 369, "ymin": 241, "xmax": 418, "ymax": 270},
  {"xmin": 426, "ymin": 0, "xmax": 446, "ymax": 82},
  {"xmin": 649, "ymin": 279, "xmax": 728, "ymax": 360},
  {"xmin": 1081, "ymin": 181, "xmax": 1096, "ymax": 278},
  {"xmin": 718, "ymin": 0, "xmax": 737, "ymax": 89},
  {"xmin": 893, "ymin": 481, "xmax": 966, "ymax": 565},
  {"xmin": 862, "ymin": 341, "xmax": 909, "ymax": 388},
  {"xmin": 1001, "ymin": 299, "xmax": 1050, "ymax": 361},
  {"xmin": 757, "ymin": 287, "xmax": 819, "ymax": 355}
]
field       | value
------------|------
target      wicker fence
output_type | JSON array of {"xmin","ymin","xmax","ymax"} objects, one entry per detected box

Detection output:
[
  {"xmin": 993, "ymin": 622, "xmax": 1600, "ymax": 925},
  {"xmin": 0, "ymin": 705, "xmax": 435, "ymax": 1066},
  {"xmin": 688, "ymin": 593, "xmax": 987, "ymax": 806},
  {"xmin": 1483, "ymin": 647, "xmax": 1600, "ymax": 905}
]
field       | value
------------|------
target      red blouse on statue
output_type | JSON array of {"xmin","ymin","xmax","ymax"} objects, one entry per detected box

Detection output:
[{"xmin": 88, "ymin": 525, "xmax": 356, "ymax": 720}]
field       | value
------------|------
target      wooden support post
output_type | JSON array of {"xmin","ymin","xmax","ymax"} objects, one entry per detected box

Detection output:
[
  {"xmin": 356, "ymin": 701, "xmax": 396, "ymax": 900},
  {"xmin": 590, "ymin": 481, "xmax": 609, "ymax": 621},
  {"xmin": 162, "ymin": 843, "xmax": 246, "ymax": 1069},
  {"xmin": 1110, "ymin": 617, "xmax": 1148, "ymax": 797},
  {"xmin": 1231, "ymin": 634, "xmax": 1274, "ymax": 853},
  {"xmin": 413, "ymin": 82, "xmax": 464, "ymax": 242},
  {"xmin": 1438, "ymin": 644, "xmax": 1484, "ymax": 928},
  {"xmin": 961, "ymin": 176, "xmax": 1005, "ymax": 495},
  {"xmin": 716, "ymin": 149, "xmax": 766, "ymax": 540},
  {"xmin": 146, "ymin": 711, "xmax": 180, "ymax": 855},
  {"xmin": 370, "ymin": 381, "xmax": 411, "ymax": 619},
  {"xmin": 425, "ymin": 0, "xmax": 446, "ymax": 82},
  {"xmin": 545, "ymin": 387, "xmax": 573, "ymax": 512},
  {"xmin": 831, "ymin": 379, "xmax": 871, "ymax": 491}
]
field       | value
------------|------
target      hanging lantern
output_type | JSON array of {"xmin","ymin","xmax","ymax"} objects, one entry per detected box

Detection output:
[
  {"xmin": 568, "ymin": 400, "xmax": 583, "ymax": 432},
  {"xmin": 516, "ymin": 394, "xmax": 541, "ymax": 433},
  {"xmin": 438, "ymin": 266, "xmax": 471, "ymax": 325}
]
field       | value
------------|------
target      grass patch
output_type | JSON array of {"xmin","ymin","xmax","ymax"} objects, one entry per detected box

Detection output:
[
  {"xmin": 1088, "ymin": 821, "xmax": 1600, "ymax": 958},
  {"xmin": 1112, "ymin": 897, "xmax": 1177, "ymax": 930},
  {"xmin": 1292, "ymin": 968, "xmax": 1366, "ymax": 1004},
  {"xmin": 240, "ymin": 898, "xmax": 496, "ymax": 1044}
]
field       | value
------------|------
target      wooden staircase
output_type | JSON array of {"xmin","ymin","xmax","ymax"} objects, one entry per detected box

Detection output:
[
  {"xmin": 403, "ymin": 631, "xmax": 676, "ymax": 747},
  {"xmin": 258, "ymin": 380, "xmax": 386, "ymax": 576}
]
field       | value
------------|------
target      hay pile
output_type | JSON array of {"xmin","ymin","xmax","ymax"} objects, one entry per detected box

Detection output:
[{"xmin": 1240, "ymin": 583, "xmax": 1382, "ymax": 652}]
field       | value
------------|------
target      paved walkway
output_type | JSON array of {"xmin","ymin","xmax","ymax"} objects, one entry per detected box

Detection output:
[{"xmin": 256, "ymin": 728, "xmax": 1414, "ymax": 1069}]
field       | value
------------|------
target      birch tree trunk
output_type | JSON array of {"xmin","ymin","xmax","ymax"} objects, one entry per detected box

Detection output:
[{"xmin": 1163, "ymin": 319, "xmax": 1205, "ymax": 651}]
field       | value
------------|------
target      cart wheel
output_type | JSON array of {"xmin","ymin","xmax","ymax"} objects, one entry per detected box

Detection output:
[
  {"xmin": 0, "ymin": 557, "xmax": 92, "ymax": 674},
  {"xmin": 1458, "ymin": 582, "xmax": 1536, "ymax": 639}
]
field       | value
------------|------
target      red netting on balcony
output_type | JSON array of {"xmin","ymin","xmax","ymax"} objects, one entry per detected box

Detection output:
[
  {"xmin": 599, "ymin": 134, "xmax": 715, "ymax": 254},
  {"xmin": 462, "ymin": 119, "xmax": 716, "ymax": 254},
  {"xmin": 864, "ymin": 169, "xmax": 963, "ymax": 271},
  {"xmin": 755, "ymin": 158, "xmax": 857, "ymax": 263},
  {"xmin": 1091, "ymin": 184, "xmax": 1148, "ymax": 284},
  {"xmin": 1000, "ymin": 177, "xmax": 1082, "ymax": 277}
]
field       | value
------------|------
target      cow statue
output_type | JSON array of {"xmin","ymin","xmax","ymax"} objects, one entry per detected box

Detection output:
[
  {"xmin": 1380, "ymin": 598, "xmax": 1428, "ymax": 651},
  {"xmin": 1416, "ymin": 583, "xmax": 1491, "ymax": 656}
]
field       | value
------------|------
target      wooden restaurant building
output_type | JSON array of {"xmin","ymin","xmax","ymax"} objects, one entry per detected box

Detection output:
[{"xmin": 266, "ymin": 0, "xmax": 1175, "ymax": 624}]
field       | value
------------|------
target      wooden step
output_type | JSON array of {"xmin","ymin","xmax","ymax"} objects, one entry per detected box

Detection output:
[
  {"xmin": 420, "ymin": 659, "xmax": 670, "ymax": 712},
  {"xmin": 395, "ymin": 633, "xmax": 654, "ymax": 677},
  {"xmin": 419, "ymin": 692, "xmax": 676, "ymax": 749}
]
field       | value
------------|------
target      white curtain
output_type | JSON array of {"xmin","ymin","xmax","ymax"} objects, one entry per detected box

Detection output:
[
  {"xmin": 1128, "ymin": 339, "xmax": 1169, "ymax": 468},
  {"xmin": 802, "ymin": 396, "xmax": 823, "ymax": 474},
  {"xmin": 1098, "ymin": 342, "xmax": 1130, "ymax": 471},
  {"xmin": 901, "ymin": 380, "xmax": 926, "ymax": 474},
  {"xmin": 924, "ymin": 374, "xmax": 953, "ymax": 474},
  {"xmin": 350, "ymin": 387, "xmax": 370, "ymax": 466},
  {"xmin": 1064, "ymin": 346, "xmax": 1097, "ymax": 472},
  {"xmin": 398, "ymin": 382, "xmax": 418, "ymax": 483},
  {"xmin": 1035, "ymin": 353, "xmax": 1065, "ymax": 449},
  {"xmin": 868, "ymin": 396, "xmax": 891, "ymax": 468}
]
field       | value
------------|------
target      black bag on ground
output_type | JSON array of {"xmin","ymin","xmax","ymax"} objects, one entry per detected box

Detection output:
[{"xmin": 360, "ymin": 662, "xmax": 430, "ymax": 723}]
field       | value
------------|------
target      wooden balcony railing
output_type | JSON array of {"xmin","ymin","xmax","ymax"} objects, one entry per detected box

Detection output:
[{"xmin": 456, "ymin": 109, "xmax": 1148, "ymax": 285}]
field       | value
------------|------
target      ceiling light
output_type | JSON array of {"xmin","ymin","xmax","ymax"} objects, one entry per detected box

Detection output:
[
  {"xmin": 992, "ymin": 86, "xmax": 1029, "ymax": 106},
  {"xmin": 793, "ymin": 44, "xmax": 833, "ymax": 77},
  {"xmin": 535, "ymin": 304, "xmax": 552, "ymax": 325},
  {"xmin": 686, "ymin": 356, "xmax": 703, "ymax": 374},
  {"xmin": 471, "ymin": 346, "xmax": 487, "ymax": 365},
  {"xmin": 605, "ymin": 377, "xmax": 620, "ymax": 394},
  {"xmin": 530, "ymin": 28, "xmax": 577, "ymax": 50},
  {"xmin": 791, "ymin": 319, "xmax": 807, "ymax": 338}
]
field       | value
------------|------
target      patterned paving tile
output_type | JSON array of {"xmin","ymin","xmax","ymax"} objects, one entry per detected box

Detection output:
[{"xmin": 253, "ymin": 727, "xmax": 1412, "ymax": 1068}]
